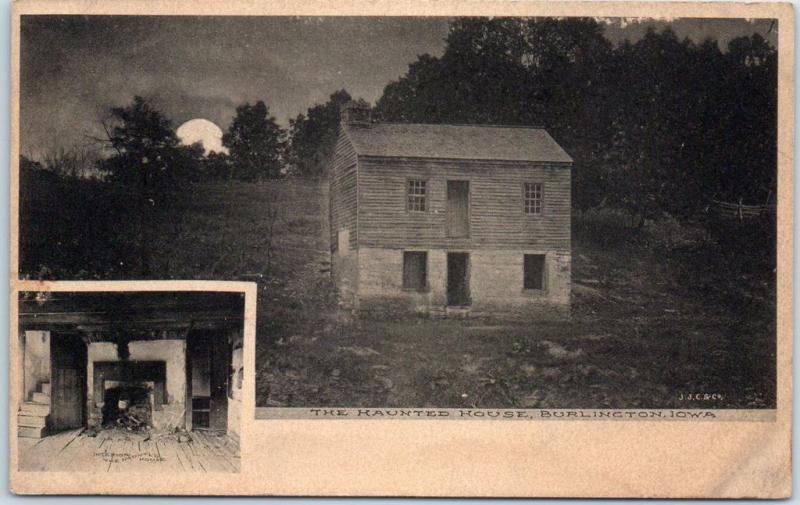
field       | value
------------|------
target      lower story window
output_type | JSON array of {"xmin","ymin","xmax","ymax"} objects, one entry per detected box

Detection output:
[
  {"xmin": 403, "ymin": 251, "xmax": 428, "ymax": 291},
  {"xmin": 523, "ymin": 254, "xmax": 546, "ymax": 290}
]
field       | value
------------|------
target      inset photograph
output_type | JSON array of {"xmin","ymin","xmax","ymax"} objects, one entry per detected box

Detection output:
[{"xmin": 15, "ymin": 290, "xmax": 244, "ymax": 473}]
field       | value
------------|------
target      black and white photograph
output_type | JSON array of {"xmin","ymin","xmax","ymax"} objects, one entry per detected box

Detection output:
[
  {"xmin": 14, "ymin": 290, "xmax": 244, "ymax": 473},
  {"xmin": 17, "ymin": 15, "xmax": 778, "ymax": 415}
]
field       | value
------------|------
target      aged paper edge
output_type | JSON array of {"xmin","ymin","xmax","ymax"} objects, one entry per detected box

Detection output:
[{"xmin": 8, "ymin": 0, "xmax": 794, "ymax": 497}]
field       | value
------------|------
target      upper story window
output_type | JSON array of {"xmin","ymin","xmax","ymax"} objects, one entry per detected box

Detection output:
[
  {"xmin": 407, "ymin": 179, "xmax": 427, "ymax": 212},
  {"xmin": 524, "ymin": 182, "xmax": 543, "ymax": 215}
]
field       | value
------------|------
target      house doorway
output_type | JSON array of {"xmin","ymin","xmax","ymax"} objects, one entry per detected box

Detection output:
[
  {"xmin": 187, "ymin": 330, "xmax": 230, "ymax": 432},
  {"xmin": 447, "ymin": 252, "xmax": 471, "ymax": 306},
  {"xmin": 446, "ymin": 180, "xmax": 470, "ymax": 238},
  {"xmin": 50, "ymin": 334, "xmax": 86, "ymax": 432}
]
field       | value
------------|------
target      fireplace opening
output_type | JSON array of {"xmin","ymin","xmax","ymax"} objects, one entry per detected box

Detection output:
[
  {"xmin": 92, "ymin": 361, "xmax": 166, "ymax": 432},
  {"xmin": 102, "ymin": 382, "xmax": 154, "ymax": 431}
]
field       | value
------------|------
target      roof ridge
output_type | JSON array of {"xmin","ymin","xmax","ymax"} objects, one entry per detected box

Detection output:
[{"xmin": 344, "ymin": 120, "xmax": 573, "ymax": 163}]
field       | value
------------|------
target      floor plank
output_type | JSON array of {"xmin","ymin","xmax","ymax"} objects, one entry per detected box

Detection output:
[{"xmin": 17, "ymin": 428, "xmax": 240, "ymax": 473}]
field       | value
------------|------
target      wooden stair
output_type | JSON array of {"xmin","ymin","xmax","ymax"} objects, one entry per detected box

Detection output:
[{"xmin": 19, "ymin": 382, "xmax": 50, "ymax": 438}]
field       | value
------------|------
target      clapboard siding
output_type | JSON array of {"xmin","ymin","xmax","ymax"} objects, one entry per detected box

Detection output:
[
  {"xmin": 357, "ymin": 157, "xmax": 571, "ymax": 250},
  {"xmin": 329, "ymin": 129, "xmax": 359, "ymax": 251}
]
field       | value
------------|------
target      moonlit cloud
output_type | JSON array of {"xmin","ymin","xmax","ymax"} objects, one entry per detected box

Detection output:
[{"xmin": 176, "ymin": 118, "xmax": 228, "ymax": 155}]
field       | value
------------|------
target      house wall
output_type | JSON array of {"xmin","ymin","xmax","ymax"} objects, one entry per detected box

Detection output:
[
  {"xmin": 329, "ymin": 128, "xmax": 359, "ymax": 254},
  {"xmin": 357, "ymin": 247, "xmax": 446, "ymax": 315},
  {"xmin": 357, "ymin": 157, "xmax": 571, "ymax": 251},
  {"xmin": 350, "ymin": 156, "xmax": 571, "ymax": 314},
  {"xmin": 469, "ymin": 249, "xmax": 571, "ymax": 311},
  {"xmin": 86, "ymin": 340, "xmax": 186, "ymax": 431},
  {"xmin": 357, "ymin": 247, "xmax": 570, "ymax": 315},
  {"xmin": 23, "ymin": 330, "xmax": 50, "ymax": 402},
  {"xmin": 331, "ymin": 246, "xmax": 359, "ymax": 309}
]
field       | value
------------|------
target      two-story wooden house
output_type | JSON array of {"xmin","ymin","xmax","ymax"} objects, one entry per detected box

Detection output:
[{"xmin": 330, "ymin": 105, "xmax": 573, "ymax": 316}]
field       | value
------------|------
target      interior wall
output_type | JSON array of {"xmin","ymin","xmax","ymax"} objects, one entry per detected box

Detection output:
[
  {"xmin": 87, "ymin": 340, "xmax": 186, "ymax": 431},
  {"xmin": 23, "ymin": 330, "xmax": 50, "ymax": 402},
  {"xmin": 227, "ymin": 330, "xmax": 243, "ymax": 439}
]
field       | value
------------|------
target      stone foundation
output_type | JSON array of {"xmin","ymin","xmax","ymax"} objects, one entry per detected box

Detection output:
[{"xmin": 352, "ymin": 247, "xmax": 570, "ymax": 317}]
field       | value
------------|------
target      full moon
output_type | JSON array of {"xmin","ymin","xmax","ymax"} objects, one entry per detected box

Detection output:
[{"xmin": 176, "ymin": 118, "xmax": 227, "ymax": 155}]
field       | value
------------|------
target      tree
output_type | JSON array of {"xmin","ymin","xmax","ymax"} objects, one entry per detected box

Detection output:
[
  {"xmin": 202, "ymin": 151, "xmax": 235, "ymax": 180},
  {"xmin": 604, "ymin": 30, "xmax": 776, "ymax": 220},
  {"xmin": 223, "ymin": 101, "xmax": 286, "ymax": 180},
  {"xmin": 287, "ymin": 90, "xmax": 354, "ymax": 177},
  {"xmin": 96, "ymin": 96, "xmax": 203, "ymax": 275},
  {"xmin": 601, "ymin": 29, "xmax": 703, "ymax": 221},
  {"xmin": 718, "ymin": 34, "xmax": 777, "ymax": 204},
  {"xmin": 98, "ymin": 96, "xmax": 201, "ymax": 185},
  {"xmin": 38, "ymin": 145, "xmax": 99, "ymax": 179}
]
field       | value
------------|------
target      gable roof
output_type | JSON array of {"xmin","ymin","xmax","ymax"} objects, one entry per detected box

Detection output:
[{"xmin": 344, "ymin": 123, "xmax": 572, "ymax": 164}]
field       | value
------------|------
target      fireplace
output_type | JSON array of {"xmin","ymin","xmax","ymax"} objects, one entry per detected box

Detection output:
[
  {"xmin": 87, "ymin": 341, "xmax": 183, "ymax": 431},
  {"xmin": 102, "ymin": 381, "xmax": 155, "ymax": 430},
  {"xmin": 83, "ymin": 337, "xmax": 232, "ymax": 433}
]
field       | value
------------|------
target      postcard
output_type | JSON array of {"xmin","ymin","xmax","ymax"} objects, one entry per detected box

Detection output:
[{"xmin": 9, "ymin": 0, "xmax": 793, "ymax": 497}]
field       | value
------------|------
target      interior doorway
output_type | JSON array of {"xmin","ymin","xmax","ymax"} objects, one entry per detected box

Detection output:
[
  {"xmin": 50, "ymin": 334, "xmax": 87, "ymax": 432},
  {"xmin": 188, "ymin": 330, "xmax": 230, "ymax": 432}
]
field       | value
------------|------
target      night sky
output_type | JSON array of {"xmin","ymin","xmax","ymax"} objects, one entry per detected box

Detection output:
[{"xmin": 19, "ymin": 16, "xmax": 777, "ymax": 159}]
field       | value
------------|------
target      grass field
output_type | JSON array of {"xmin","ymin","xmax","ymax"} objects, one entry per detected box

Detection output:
[{"xmin": 22, "ymin": 175, "xmax": 776, "ymax": 409}]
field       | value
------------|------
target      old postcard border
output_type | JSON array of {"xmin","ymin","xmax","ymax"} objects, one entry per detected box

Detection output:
[{"xmin": 8, "ymin": 0, "xmax": 794, "ymax": 497}]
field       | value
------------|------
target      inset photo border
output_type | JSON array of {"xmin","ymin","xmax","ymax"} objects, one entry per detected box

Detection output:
[{"xmin": 9, "ymin": 281, "xmax": 256, "ymax": 480}]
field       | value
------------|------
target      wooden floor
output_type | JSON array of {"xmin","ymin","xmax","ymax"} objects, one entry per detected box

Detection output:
[{"xmin": 18, "ymin": 428, "xmax": 240, "ymax": 473}]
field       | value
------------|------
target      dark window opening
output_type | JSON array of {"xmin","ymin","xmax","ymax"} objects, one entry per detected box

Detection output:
[
  {"xmin": 524, "ymin": 254, "xmax": 546, "ymax": 290},
  {"xmin": 403, "ymin": 251, "xmax": 428, "ymax": 291}
]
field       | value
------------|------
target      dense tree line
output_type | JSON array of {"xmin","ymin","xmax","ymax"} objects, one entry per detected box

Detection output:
[{"xmin": 375, "ymin": 18, "xmax": 777, "ymax": 222}]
